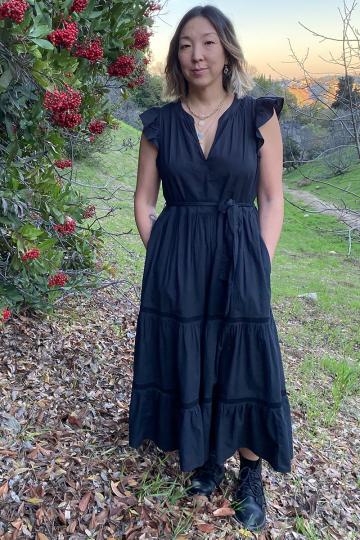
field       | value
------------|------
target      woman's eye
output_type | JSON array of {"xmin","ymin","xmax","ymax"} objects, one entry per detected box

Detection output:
[{"xmin": 180, "ymin": 41, "xmax": 215, "ymax": 50}]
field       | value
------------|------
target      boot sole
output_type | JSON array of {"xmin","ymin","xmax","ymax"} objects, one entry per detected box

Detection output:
[{"xmin": 233, "ymin": 512, "xmax": 266, "ymax": 531}]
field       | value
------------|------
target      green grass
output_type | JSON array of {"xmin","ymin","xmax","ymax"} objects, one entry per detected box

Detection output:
[
  {"xmin": 73, "ymin": 120, "xmax": 150, "ymax": 279},
  {"xmin": 284, "ymin": 148, "xmax": 360, "ymax": 210},
  {"xmin": 272, "ymin": 190, "xmax": 360, "ymax": 315}
]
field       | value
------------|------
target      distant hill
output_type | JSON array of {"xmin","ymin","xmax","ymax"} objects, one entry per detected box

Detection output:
[{"xmin": 286, "ymin": 75, "xmax": 360, "ymax": 106}]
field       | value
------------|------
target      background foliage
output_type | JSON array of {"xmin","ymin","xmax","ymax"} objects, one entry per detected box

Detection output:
[{"xmin": 0, "ymin": 0, "xmax": 160, "ymax": 319}]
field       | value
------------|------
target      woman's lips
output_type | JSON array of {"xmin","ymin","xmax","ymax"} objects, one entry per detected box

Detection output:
[{"xmin": 192, "ymin": 68, "xmax": 208, "ymax": 75}]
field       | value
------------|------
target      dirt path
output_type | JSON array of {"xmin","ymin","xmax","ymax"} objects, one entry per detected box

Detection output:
[{"xmin": 284, "ymin": 186, "xmax": 360, "ymax": 232}]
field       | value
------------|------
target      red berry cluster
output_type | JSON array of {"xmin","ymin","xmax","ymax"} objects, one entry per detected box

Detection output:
[
  {"xmin": 48, "ymin": 272, "xmax": 68, "ymax": 287},
  {"xmin": 127, "ymin": 74, "xmax": 145, "ymax": 89},
  {"xmin": 54, "ymin": 159, "xmax": 72, "ymax": 169},
  {"xmin": 83, "ymin": 204, "xmax": 96, "ymax": 218},
  {"xmin": 89, "ymin": 135, "xmax": 95, "ymax": 143},
  {"xmin": 0, "ymin": 0, "xmax": 29, "ymax": 24},
  {"xmin": 74, "ymin": 38, "xmax": 103, "ymax": 63},
  {"xmin": 69, "ymin": 0, "xmax": 88, "ymax": 13},
  {"xmin": 44, "ymin": 85, "xmax": 82, "ymax": 129},
  {"xmin": 88, "ymin": 119, "xmax": 107, "ymax": 134},
  {"xmin": 144, "ymin": 1, "xmax": 161, "ymax": 17},
  {"xmin": 107, "ymin": 55, "xmax": 136, "ymax": 78},
  {"xmin": 47, "ymin": 18, "xmax": 79, "ymax": 51},
  {"xmin": 21, "ymin": 248, "xmax": 40, "ymax": 261},
  {"xmin": 1, "ymin": 308, "xmax": 11, "ymax": 322},
  {"xmin": 53, "ymin": 217, "xmax": 76, "ymax": 235},
  {"xmin": 143, "ymin": 57, "xmax": 150, "ymax": 65},
  {"xmin": 44, "ymin": 84, "xmax": 82, "ymax": 112},
  {"xmin": 53, "ymin": 111, "xmax": 82, "ymax": 128},
  {"xmin": 132, "ymin": 27, "xmax": 152, "ymax": 51}
]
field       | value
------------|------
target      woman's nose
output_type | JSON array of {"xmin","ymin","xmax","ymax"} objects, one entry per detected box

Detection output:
[{"xmin": 191, "ymin": 46, "xmax": 204, "ymax": 62}]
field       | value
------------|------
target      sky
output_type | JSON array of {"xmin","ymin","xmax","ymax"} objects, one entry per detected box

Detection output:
[{"xmin": 148, "ymin": 0, "xmax": 357, "ymax": 79}]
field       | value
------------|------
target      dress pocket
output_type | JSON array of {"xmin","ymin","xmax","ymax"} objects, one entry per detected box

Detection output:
[
  {"xmin": 259, "ymin": 234, "xmax": 272, "ymax": 273},
  {"xmin": 145, "ymin": 206, "xmax": 167, "ymax": 258},
  {"xmin": 147, "ymin": 222, "xmax": 157, "ymax": 251}
]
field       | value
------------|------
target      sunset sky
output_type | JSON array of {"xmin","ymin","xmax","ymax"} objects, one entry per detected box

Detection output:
[{"xmin": 148, "ymin": 0, "xmax": 352, "ymax": 79}]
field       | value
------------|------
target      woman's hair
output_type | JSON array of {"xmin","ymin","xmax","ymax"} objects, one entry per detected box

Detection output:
[{"xmin": 162, "ymin": 4, "xmax": 255, "ymax": 101}]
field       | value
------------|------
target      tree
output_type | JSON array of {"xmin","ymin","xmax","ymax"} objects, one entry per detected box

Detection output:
[
  {"xmin": 266, "ymin": 0, "xmax": 360, "ymax": 240},
  {"xmin": 131, "ymin": 72, "xmax": 165, "ymax": 108},
  {"xmin": 332, "ymin": 75, "xmax": 360, "ymax": 110},
  {"xmin": 0, "ymin": 0, "xmax": 162, "ymax": 323}
]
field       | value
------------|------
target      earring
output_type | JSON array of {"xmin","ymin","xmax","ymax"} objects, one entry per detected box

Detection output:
[{"xmin": 223, "ymin": 64, "xmax": 231, "ymax": 76}]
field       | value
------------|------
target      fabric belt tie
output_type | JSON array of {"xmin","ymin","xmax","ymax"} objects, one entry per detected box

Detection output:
[{"xmin": 165, "ymin": 198, "xmax": 255, "ymax": 317}]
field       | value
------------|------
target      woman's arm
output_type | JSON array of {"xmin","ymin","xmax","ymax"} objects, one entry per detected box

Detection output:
[
  {"xmin": 134, "ymin": 134, "xmax": 161, "ymax": 249},
  {"xmin": 256, "ymin": 109, "xmax": 284, "ymax": 263}
]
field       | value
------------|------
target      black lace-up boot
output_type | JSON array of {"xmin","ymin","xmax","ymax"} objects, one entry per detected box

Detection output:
[
  {"xmin": 186, "ymin": 452, "xmax": 225, "ymax": 498},
  {"xmin": 232, "ymin": 455, "xmax": 267, "ymax": 531}
]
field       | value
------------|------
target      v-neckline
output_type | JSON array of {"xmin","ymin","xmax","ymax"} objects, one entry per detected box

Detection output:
[{"xmin": 177, "ymin": 93, "xmax": 238, "ymax": 162}]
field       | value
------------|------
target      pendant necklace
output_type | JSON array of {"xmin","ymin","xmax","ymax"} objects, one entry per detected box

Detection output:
[{"xmin": 184, "ymin": 93, "xmax": 229, "ymax": 142}]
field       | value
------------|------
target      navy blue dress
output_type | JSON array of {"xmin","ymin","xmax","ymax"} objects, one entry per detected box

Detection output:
[{"xmin": 128, "ymin": 94, "xmax": 294, "ymax": 474}]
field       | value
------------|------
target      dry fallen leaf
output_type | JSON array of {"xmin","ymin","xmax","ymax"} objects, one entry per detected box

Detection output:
[
  {"xmin": 111, "ymin": 480, "xmax": 123, "ymax": 497},
  {"xmin": 37, "ymin": 533, "xmax": 50, "ymax": 540},
  {"xmin": 78, "ymin": 492, "xmax": 92, "ymax": 512},
  {"xmin": 0, "ymin": 481, "xmax": 9, "ymax": 498},
  {"xmin": 196, "ymin": 522, "xmax": 216, "ymax": 533},
  {"xmin": 213, "ymin": 506, "xmax": 235, "ymax": 517},
  {"xmin": 25, "ymin": 498, "xmax": 43, "ymax": 505},
  {"xmin": 0, "ymin": 287, "xmax": 358, "ymax": 540},
  {"xmin": 127, "ymin": 477, "xmax": 138, "ymax": 486}
]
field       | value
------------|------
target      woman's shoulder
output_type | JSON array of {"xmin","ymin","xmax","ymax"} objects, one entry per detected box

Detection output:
[{"xmin": 248, "ymin": 94, "xmax": 284, "ymax": 118}]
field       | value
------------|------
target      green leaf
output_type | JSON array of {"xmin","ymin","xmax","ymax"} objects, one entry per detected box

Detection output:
[
  {"xmin": 4, "ymin": 116, "xmax": 15, "ymax": 141},
  {"xmin": 51, "ymin": 208, "xmax": 65, "ymax": 223},
  {"xmin": 32, "ymin": 70, "xmax": 51, "ymax": 89},
  {"xmin": 30, "ymin": 38, "xmax": 55, "ymax": 50},
  {"xmin": 29, "ymin": 25, "xmax": 52, "ymax": 38},
  {"xmin": 19, "ymin": 223, "xmax": 43, "ymax": 241},
  {"xmin": 0, "ymin": 216, "xmax": 13, "ymax": 225},
  {"xmin": 7, "ymin": 140, "xmax": 20, "ymax": 161},
  {"xmin": 16, "ymin": 238, "xmax": 26, "ymax": 251},
  {"xmin": 0, "ymin": 68, "xmax": 13, "ymax": 92},
  {"xmin": 3, "ymin": 286, "xmax": 23, "ymax": 302},
  {"xmin": 87, "ymin": 10, "xmax": 103, "ymax": 18},
  {"xmin": 38, "ymin": 238, "xmax": 57, "ymax": 250}
]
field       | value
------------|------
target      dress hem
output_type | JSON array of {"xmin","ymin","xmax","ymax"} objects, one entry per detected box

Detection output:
[{"xmin": 128, "ymin": 437, "xmax": 293, "ymax": 474}]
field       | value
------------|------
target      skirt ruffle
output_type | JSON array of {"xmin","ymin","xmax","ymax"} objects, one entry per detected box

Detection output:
[{"xmin": 128, "ymin": 309, "xmax": 294, "ymax": 473}]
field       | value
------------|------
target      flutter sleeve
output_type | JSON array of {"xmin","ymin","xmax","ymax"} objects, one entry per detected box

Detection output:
[
  {"xmin": 139, "ymin": 106, "xmax": 161, "ymax": 150},
  {"xmin": 254, "ymin": 96, "xmax": 284, "ymax": 154}
]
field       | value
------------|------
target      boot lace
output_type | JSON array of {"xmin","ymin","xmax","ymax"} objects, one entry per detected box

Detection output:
[{"xmin": 236, "ymin": 466, "xmax": 267, "ymax": 508}]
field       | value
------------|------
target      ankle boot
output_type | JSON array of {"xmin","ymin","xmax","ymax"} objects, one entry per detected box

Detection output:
[
  {"xmin": 232, "ymin": 456, "xmax": 267, "ymax": 531},
  {"xmin": 186, "ymin": 454, "xmax": 225, "ymax": 498}
]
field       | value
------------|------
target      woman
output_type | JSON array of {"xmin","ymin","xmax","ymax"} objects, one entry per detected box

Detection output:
[{"xmin": 129, "ymin": 4, "xmax": 294, "ymax": 532}]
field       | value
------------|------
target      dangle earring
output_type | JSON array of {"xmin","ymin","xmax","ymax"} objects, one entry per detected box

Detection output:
[{"xmin": 223, "ymin": 63, "xmax": 231, "ymax": 77}]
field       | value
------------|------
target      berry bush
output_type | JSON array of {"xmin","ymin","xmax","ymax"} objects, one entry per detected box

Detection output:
[{"xmin": 0, "ymin": 0, "xmax": 161, "ymax": 321}]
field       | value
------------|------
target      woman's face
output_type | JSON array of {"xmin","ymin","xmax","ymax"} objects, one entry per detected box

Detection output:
[{"xmin": 178, "ymin": 16, "xmax": 228, "ymax": 90}]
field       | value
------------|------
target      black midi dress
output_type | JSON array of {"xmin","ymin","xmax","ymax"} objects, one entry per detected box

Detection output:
[{"xmin": 128, "ymin": 93, "xmax": 294, "ymax": 474}]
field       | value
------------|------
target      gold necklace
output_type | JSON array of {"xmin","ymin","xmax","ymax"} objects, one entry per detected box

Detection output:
[
  {"xmin": 185, "ymin": 93, "xmax": 229, "ymax": 120},
  {"xmin": 184, "ymin": 93, "xmax": 230, "ymax": 142},
  {"xmin": 196, "ymin": 115, "xmax": 219, "ymax": 147}
]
